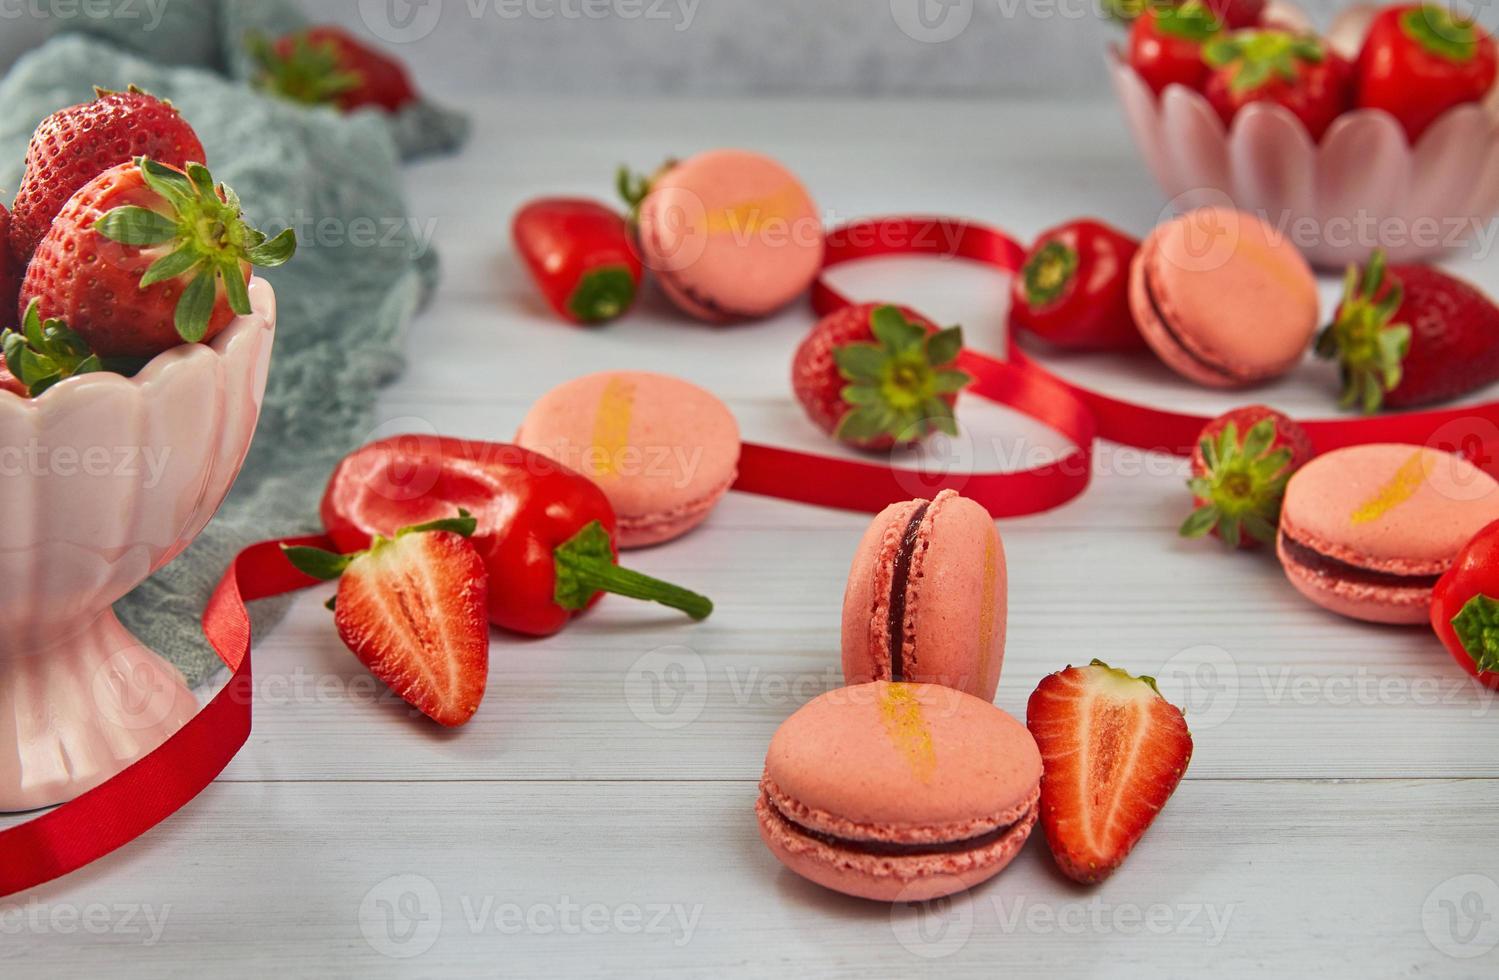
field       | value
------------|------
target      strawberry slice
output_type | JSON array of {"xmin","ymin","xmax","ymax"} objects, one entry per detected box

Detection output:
[
  {"xmin": 1026, "ymin": 660, "xmax": 1194, "ymax": 884},
  {"xmin": 284, "ymin": 511, "xmax": 489, "ymax": 728}
]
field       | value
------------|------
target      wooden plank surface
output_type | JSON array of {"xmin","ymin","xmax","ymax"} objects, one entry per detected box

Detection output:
[{"xmin": 5, "ymin": 98, "xmax": 1498, "ymax": 978}]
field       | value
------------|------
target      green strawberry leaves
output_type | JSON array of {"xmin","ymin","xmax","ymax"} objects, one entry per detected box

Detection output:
[
  {"xmin": 0, "ymin": 300, "xmax": 104, "ymax": 396},
  {"xmin": 833, "ymin": 305, "xmax": 971, "ymax": 446},
  {"xmin": 1203, "ymin": 29, "xmax": 1324, "ymax": 95},
  {"xmin": 282, "ymin": 510, "xmax": 479, "ymax": 582},
  {"xmin": 94, "ymin": 157, "xmax": 298, "ymax": 344},
  {"xmin": 1180, "ymin": 417, "xmax": 1296, "ymax": 549},
  {"xmin": 1314, "ymin": 250, "xmax": 1413, "ymax": 415},
  {"xmin": 1451, "ymin": 594, "xmax": 1499, "ymax": 674},
  {"xmin": 248, "ymin": 31, "xmax": 363, "ymax": 106},
  {"xmin": 1155, "ymin": 0, "xmax": 1222, "ymax": 44}
]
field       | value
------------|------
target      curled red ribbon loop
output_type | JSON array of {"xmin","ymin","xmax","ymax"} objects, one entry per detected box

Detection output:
[
  {"xmin": 737, "ymin": 216, "xmax": 1098, "ymax": 519},
  {"xmin": 0, "ymin": 537, "xmax": 327, "ymax": 899}
]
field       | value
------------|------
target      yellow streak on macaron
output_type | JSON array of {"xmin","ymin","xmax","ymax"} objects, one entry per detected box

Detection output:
[
  {"xmin": 705, "ymin": 184, "xmax": 806, "ymax": 236},
  {"xmin": 878, "ymin": 683, "xmax": 937, "ymax": 783},
  {"xmin": 588, "ymin": 376, "xmax": 637, "ymax": 480},
  {"xmin": 1349, "ymin": 450, "xmax": 1434, "ymax": 526},
  {"xmin": 978, "ymin": 535, "xmax": 998, "ymax": 676}
]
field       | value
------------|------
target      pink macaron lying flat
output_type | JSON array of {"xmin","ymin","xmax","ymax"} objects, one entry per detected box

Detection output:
[
  {"xmin": 516, "ymin": 371, "xmax": 741, "ymax": 548},
  {"xmin": 637, "ymin": 149, "xmax": 824, "ymax": 323},
  {"xmin": 1130, "ymin": 207, "xmax": 1319, "ymax": 388},
  {"xmin": 842, "ymin": 490, "xmax": 1007, "ymax": 702},
  {"xmin": 756, "ymin": 681, "xmax": 1041, "ymax": 902},
  {"xmin": 1278, "ymin": 444, "xmax": 1499, "ymax": 624}
]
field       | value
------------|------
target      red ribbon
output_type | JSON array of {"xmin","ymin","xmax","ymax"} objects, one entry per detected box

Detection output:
[
  {"xmin": 11, "ymin": 214, "xmax": 1499, "ymax": 897},
  {"xmin": 737, "ymin": 216, "xmax": 1098, "ymax": 518},
  {"xmin": 0, "ymin": 536, "xmax": 326, "ymax": 899}
]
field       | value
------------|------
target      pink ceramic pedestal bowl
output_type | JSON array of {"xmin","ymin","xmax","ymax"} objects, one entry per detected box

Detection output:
[
  {"xmin": 0, "ymin": 278, "xmax": 276, "ymax": 812},
  {"xmin": 1110, "ymin": 56, "xmax": 1499, "ymax": 269}
]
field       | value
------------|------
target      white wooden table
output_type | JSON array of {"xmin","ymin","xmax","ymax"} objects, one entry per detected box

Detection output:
[{"xmin": 6, "ymin": 97, "xmax": 1499, "ymax": 978}]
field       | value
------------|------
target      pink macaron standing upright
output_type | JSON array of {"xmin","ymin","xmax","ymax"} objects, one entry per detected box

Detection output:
[
  {"xmin": 636, "ymin": 149, "xmax": 824, "ymax": 323},
  {"xmin": 1278, "ymin": 444, "xmax": 1499, "ymax": 624},
  {"xmin": 842, "ymin": 490, "xmax": 1007, "ymax": 702},
  {"xmin": 756, "ymin": 681, "xmax": 1042, "ymax": 902},
  {"xmin": 516, "ymin": 371, "xmax": 742, "ymax": 548},
  {"xmin": 1130, "ymin": 207, "xmax": 1318, "ymax": 388}
]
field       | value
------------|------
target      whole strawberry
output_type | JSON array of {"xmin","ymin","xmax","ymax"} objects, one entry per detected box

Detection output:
[
  {"xmin": 1181, "ymin": 405, "xmax": 1313, "ymax": 549},
  {"xmin": 9, "ymin": 87, "xmax": 205, "ymax": 264},
  {"xmin": 792, "ymin": 303, "xmax": 970, "ymax": 451},
  {"xmin": 250, "ymin": 27, "xmax": 417, "ymax": 113},
  {"xmin": 19, "ymin": 157, "xmax": 296, "ymax": 361},
  {"xmin": 1317, "ymin": 250, "xmax": 1499, "ymax": 412},
  {"xmin": 0, "ymin": 203, "xmax": 18, "ymax": 323}
]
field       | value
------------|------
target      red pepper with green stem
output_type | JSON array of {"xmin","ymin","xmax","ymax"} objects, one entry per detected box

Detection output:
[
  {"xmin": 1009, "ymin": 219, "xmax": 1144, "ymax": 351},
  {"xmin": 513, "ymin": 199, "xmax": 643, "ymax": 325},
  {"xmin": 320, "ymin": 436, "xmax": 713, "ymax": 637},
  {"xmin": 1430, "ymin": 519, "xmax": 1499, "ymax": 690}
]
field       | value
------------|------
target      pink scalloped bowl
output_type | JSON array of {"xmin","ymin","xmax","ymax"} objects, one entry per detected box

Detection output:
[
  {"xmin": 0, "ymin": 279, "xmax": 275, "ymax": 812},
  {"xmin": 1110, "ymin": 53, "xmax": 1499, "ymax": 269}
]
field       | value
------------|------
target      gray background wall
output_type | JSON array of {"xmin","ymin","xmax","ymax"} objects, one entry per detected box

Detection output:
[{"xmin": 0, "ymin": 0, "xmax": 1474, "ymax": 99}]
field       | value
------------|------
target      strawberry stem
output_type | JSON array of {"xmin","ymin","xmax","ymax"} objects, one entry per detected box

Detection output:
[
  {"xmin": 1401, "ymin": 5, "xmax": 1480, "ymax": 62},
  {"xmin": 553, "ymin": 521, "xmax": 713, "ymax": 619},
  {"xmin": 1314, "ymin": 250, "xmax": 1412, "ymax": 415}
]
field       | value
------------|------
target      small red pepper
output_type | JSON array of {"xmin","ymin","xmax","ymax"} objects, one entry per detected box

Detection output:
[
  {"xmin": 512, "ymin": 198, "xmax": 643, "ymax": 325},
  {"xmin": 1430, "ymin": 518, "xmax": 1499, "ymax": 690},
  {"xmin": 320, "ymin": 436, "xmax": 713, "ymax": 637},
  {"xmin": 1009, "ymin": 219, "xmax": 1145, "ymax": 352}
]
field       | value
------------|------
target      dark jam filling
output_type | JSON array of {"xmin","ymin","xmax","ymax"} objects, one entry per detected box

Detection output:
[
  {"xmin": 1280, "ymin": 532, "xmax": 1442, "ymax": 589},
  {"xmin": 767, "ymin": 794, "xmax": 1026, "ymax": 857},
  {"xmin": 1143, "ymin": 269, "xmax": 1237, "ymax": 383},
  {"xmin": 886, "ymin": 502, "xmax": 931, "ymax": 682}
]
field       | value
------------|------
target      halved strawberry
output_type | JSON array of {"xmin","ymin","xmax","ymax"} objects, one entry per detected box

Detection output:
[
  {"xmin": 284, "ymin": 511, "xmax": 490, "ymax": 728},
  {"xmin": 1181, "ymin": 405, "xmax": 1314, "ymax": 550},
  {"xmin": 1026, "ymin": 660, "xmax": 1193, "ymax": 884}
]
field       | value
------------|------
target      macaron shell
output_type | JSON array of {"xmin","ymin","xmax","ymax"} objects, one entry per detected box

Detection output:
[
  {"xmin": 516, "ymin": 371, "xmax": 741, "ymax": 548},
  {"xmin": 764, "ymin": 682, "xmax": 1041, "ymax": 831},
  {"xmin": 1277, "ymin": 537, "xmax": 1433, "ymax": 625},
  {"xmin": 1131, "ymin": 207, "xmax": 1318, "ymax": 387},
  {"xmin": 905, "ymin": 493, "xmax": 1007, "ymax": 700},
  {"xmin": 841, "ymin": 499, "xmax": 923, "ymax": 689},
  {"xmin": 756, "ymin": 791, "xmax": 1037, "ymax": 902},
  {"xmin": 639, "ymin": 149, "xmax": 824, "ymax": 322},
  {"xmin": 841, "ymin": 493, "xmax": 1007, "ymax": 701},
  {"xmin": 1281, "ymin": 445, "xmax": 1499, "ymax": 569},
  {"xmin": 758, "ymin": 682, "xmax": 1041, "ymax": 902}
]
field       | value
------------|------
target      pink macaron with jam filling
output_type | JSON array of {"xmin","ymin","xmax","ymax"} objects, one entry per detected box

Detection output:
[
  {"xmin": 842, "ymin": 490, "xmax": 1007, "ymax": 702},
  {"xmin": 1278, "ymin": 444, "xmax": 1499, "ymax": 624},
  {"xmin": 516, "ymin": 371, "xmax": 741, "ymax": 549},
  {"xmin": 757, "ymin": 681, "xmax": 1041, "ymax": 902},
  {"xmin": 636, "ymin": 149, "xmax": 824, "ymax": 323},
  {"xmin": 1130, "ymin": 207, "xmax": 1318, "ymax": 388}
]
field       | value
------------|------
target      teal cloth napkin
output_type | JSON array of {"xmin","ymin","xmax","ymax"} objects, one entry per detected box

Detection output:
[
  {"xmin": 49, "ymin": 0, "xmax": 469, "ymax": 161},
  {"xmin": 0, "ymin": 34, "xmax": 438, "ymax": 686}
]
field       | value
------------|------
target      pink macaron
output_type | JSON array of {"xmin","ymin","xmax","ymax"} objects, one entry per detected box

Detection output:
[
  {"xmin": 516, "ymin": 371, "xmax": 741, "ymax": 548},
  {"xmin": 756, "ymin": 681, "xmax": 1041, "ymax": 902},
  {"xmin": 637, "ymin": 149, "xmax": 824, "ymax": 323},
  {"xmin": 1278, "ymin": 444, "xmax": 1499, "ymax": 624},
  {"xmin": 842, "ymin": 490, "xmax": 1007, "ymax": 702},
  {"xmin": 1130, "ymin": 207, "xmax": 1318, "ymax": 388}
]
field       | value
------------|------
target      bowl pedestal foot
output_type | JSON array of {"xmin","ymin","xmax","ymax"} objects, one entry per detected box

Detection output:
[{"xmin": 0, "ymin": 610, "xmax": 200, "ymax": 813}]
